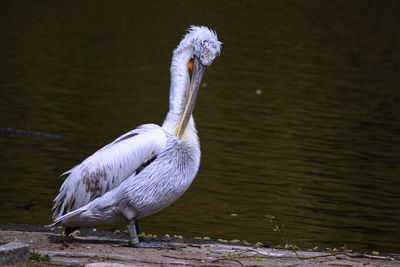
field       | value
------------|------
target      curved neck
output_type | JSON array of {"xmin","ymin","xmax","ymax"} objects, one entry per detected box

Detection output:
[{"xmin": 162, "ymin": 48, "xmax": 194, "ymax": 135}]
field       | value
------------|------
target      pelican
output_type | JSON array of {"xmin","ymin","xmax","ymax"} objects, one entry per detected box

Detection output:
[{"xmin": 51, "ymin": 26, "xmax": 222, "ymax": 246}]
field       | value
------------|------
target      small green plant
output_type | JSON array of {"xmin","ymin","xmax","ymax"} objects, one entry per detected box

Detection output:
[
  {"xmin": 265, "ymin": 214, "xmax": 299, "ymax": 252},
  {"xmin": 254, "ymin": 255, "xmax": 263, "ymax": 261},
  {"xmin": 226, "ymin": 251, "xmax": 236, "ymax": 260},
  {"xmin": 285, "ymin": 243, "xmax": 300, "ymax": 251},
  {"xmin": 265, "ymin": 214, "xmax": 288, "ymax": 242},
  {"xmin": 225, "ymin": 250, "xmax": 244, "ymax": 260},
  {"xmin": 30, "ymin": 251, "xmax": 50, "ymax": 262}
]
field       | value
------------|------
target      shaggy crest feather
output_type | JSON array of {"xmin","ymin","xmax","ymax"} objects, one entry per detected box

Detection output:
[{"xmin": 174, "ymin": 25, "xmax": 222, "ymax": 58}]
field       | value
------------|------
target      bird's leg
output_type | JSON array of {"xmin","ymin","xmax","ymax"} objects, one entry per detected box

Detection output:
[
  {"xmin": 64, "ymin": 226, "xmax": 80, "ymax": 236},
  {"xmin": 127, "ymin": 219, "xmax": 139, "ymax": 246},
  {"xmin": 135, "ymin": 220, "xmax": 145, "ymax": 242},
  {"xmin": 126, "ymin": 219, "xmax": 177, "ymax": 248}
]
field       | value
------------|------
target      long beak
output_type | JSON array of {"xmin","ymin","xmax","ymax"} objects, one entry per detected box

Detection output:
[{"xmin": 176, "ymin": 56, "xmax": 206, "ymax": 137}]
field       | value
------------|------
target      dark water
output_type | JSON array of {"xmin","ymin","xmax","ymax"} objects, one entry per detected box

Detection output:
[{"xmin": 1, "ymin": 1, "xmax": 399, "ymax": 252}]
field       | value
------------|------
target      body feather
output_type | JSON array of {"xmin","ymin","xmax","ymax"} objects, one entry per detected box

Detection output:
[
  {"xmin": 51, "ymin": 129, "xmax": 200, "ymax": 228},
  {"xmin": 52, "ymin": 124, "xmax": 167, "ymax": 219}
]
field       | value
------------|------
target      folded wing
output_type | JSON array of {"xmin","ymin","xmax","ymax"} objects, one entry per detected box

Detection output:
[{"xmin": 52, "ymin": 123, "xmax": 167, "ymax": 219}]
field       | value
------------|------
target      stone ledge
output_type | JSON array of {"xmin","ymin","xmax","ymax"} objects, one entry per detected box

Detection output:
[{"xmin": 0, "ymin": 241, "xmax": 30, "ymax": 265}]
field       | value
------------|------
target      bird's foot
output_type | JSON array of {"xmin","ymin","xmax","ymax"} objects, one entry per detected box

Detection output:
[
  {"xmin": 128, "ymin": 237, "xmax": 139, "ymax": 247},
  {"xmin": 127, "ymin": 240, "xmax": 177, "ymax": 248}
]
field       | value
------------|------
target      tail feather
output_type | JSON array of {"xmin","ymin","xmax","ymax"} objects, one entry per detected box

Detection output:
[
  {"xmin": 52, "ymin": 185, "xmax": 74, "ymax": 220},
  {"xmin": 51, "ymin": 189, "xmax": 120, "ymax": 230},
  {"xmin": 50, "ymin": 208, "xmax": 87, "ymax": 230},
  {"xmin": 52, "ymin": 167, "xmax": 79, "ymax": 220}
]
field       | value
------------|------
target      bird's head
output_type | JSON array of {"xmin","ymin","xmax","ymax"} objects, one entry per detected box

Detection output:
[
  {"xmin": 190, "ymin": 26, "xmax": 222, "ymax": 67},
  {"xmin": 174, "ymin": 26, "xmax": 222, "ymax": 138},
  {"xmin": 174, "ymin": 25, "xmax": 222, "ymax": 69}
]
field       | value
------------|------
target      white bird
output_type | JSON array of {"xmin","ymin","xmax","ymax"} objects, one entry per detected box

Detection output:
[{"xmin": 51, "ymin": 26, "xmax": 222, "ymax": 246}]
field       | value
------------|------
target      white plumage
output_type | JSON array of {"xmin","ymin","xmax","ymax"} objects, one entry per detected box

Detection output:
[
  {"xmin": 52, "ymin": 124, "xmax": 167, "ymax": 219},
  {"xmin": 51, "ymin": 26, "xmax": 221, "ymax": 246}
]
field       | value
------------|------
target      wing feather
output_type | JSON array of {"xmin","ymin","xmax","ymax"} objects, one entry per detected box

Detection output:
[{"xmin": 52, "ymin": 123, "xmax": 167, "ymax": 219}]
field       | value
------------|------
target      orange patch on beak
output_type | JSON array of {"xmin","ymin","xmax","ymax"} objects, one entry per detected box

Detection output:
[{"xmin": 188, "ymin": 58, "xmax": 194, "ymax": 72}]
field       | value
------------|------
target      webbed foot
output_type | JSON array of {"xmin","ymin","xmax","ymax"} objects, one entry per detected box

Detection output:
[
  {"xmin": 128, "ymin": 237, "xmax": 139, "ymax": 247},
  {"xmin": 127, "ymin": 241, "xmax": 176, "ymax": 248}
]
